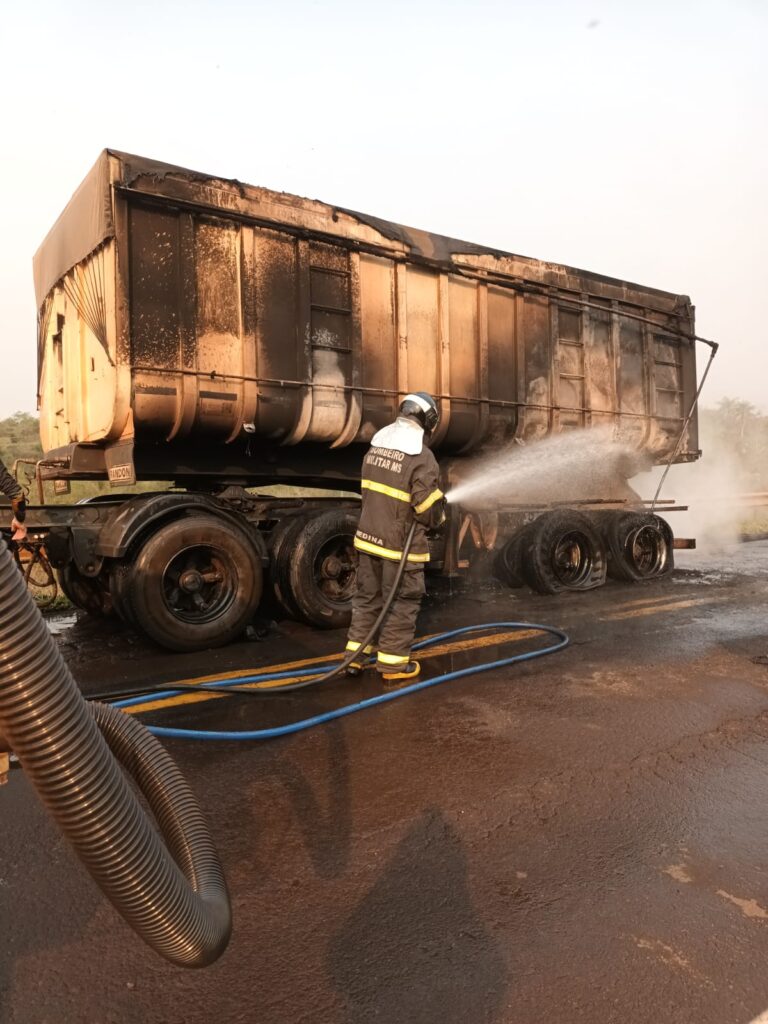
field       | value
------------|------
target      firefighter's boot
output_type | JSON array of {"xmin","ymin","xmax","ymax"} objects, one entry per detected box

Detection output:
[
  {"xmin": 345, "ymin": 642, "xmax": 374, "ymax": 678},
  {"xmin": 381, "ymin": 661, "xmax": 421, "ymax": 688}
]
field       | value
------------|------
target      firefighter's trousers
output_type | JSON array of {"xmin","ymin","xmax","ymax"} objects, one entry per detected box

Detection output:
[{"xmin": 347, "ymin": 553, "xmax": 426, "ymax": 672}]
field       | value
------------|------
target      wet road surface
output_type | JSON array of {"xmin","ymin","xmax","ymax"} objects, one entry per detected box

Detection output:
[{"xmin": 2, "ymin": 542, "xmax": 768, "ymax": 1024}]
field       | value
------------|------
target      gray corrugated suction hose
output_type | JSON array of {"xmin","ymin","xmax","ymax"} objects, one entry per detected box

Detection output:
[{"xmin": 0, "ymin": 539, "xmax": 231, "ymax": 967}]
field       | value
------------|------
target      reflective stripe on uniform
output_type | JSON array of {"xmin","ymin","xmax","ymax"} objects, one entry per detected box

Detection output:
[
  {"xmin": 361, "ymin": 479, "xmax": 412, "ymax": 503},
  {"xmin": 354, "ymin": 537, "xmax": 430, "ymax": 563},
  {"xmin": 377, "ymin": 651, "xmax": 410, "ymax": 665},
  {"xmin": 346, "ymin": 641, "xmax": 374, "ymax": 654},
  {"xmin": 414, "ymin": 488, "xmax": 443, "ymax": 515}
]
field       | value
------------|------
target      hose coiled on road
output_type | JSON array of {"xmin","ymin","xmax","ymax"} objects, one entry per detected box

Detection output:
[{"xmin": 0, "ymin": 539, "xmax": 231, "ymax": 967}]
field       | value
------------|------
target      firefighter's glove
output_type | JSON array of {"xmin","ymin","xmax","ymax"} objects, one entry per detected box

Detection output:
[
  {"xmin": 430, "ymin": 498, "xmax": 447, "ymax": 530},
  {"xmin": 11, "ymin": 495, "xmax": 26, "ymax": 524}
]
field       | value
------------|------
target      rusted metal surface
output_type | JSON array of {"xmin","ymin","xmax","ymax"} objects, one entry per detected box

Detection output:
[{"xmin": 35, "ymin": 151, "xmax": 700, "ymax": 473}]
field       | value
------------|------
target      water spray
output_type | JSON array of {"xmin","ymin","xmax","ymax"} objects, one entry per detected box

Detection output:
[{"xmin": 443, "ymin": 428, "xmax": 643, "ymax": 511}]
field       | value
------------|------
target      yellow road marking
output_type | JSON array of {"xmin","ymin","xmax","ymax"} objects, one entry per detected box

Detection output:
[
  {"xmin": 418, "ymin": 629, "xmax": 541, "ymax": 660},
  {"xmin": 122, "ymin": 627, "xmax": 546, "ymax": 716},
  {"xmin": 605, "ymin": 593, "xmax": 701, "ymax": 610},
  {"xmin": 601, "ymin": 597, "xmax": 725, "ymax": 621}
]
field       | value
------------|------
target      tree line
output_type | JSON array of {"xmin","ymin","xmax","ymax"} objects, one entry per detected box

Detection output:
[
  {"xmin": 0, "ymin": 412, "xmax": 163, "ymax": 503},
  {"xmin": 699, "ymin": 399, "xmax": 768, "ymax": 492}
]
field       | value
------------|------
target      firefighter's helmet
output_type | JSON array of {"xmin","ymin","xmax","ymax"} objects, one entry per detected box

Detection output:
[{"xmin": 399, "ymin": 392, "xmax": 439, "ymax": 434}]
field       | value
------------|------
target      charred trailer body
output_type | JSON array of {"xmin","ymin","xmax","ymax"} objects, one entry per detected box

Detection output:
[{"xmin": 24, "ymin": 151, "xmax": 701, "ymax": 650}]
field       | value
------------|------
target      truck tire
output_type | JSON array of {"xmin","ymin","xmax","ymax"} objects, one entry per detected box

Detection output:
[
  {"xmin": 267, "ymin": 516, "xmax": 307, "ymax": 620},
  {"xmin": 57, "ymin": 563, "xmax": 114, "ymax": 617},
  {"xmin": 128, "ymin": 514, "xmax": 263, "ymax": 652},
  {"xmin": 109, "ymin": 561, "xmax": 138, "ymax": 628},
  {"xmin": 288, "ymin": 509, "xmax": 359, "ymax": 629},
  {"xmin": 604, "ymin": 511, "xmax": 674, "ymax": 582},
  {"xmin": 521, "ymin": 510, "xmax": 606, "ymax": 594},
  {"xmin": 493, "ymin": 523, "xmax": 533, "ymax": 588}
]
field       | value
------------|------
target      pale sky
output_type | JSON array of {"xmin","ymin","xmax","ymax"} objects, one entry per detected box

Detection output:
[{"xmin": 0, "ymin": 0, "xmax": 765, "ymax": 417}]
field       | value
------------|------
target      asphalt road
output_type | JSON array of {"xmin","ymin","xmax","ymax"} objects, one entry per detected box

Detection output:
[{"xmin": 2, "ymin": 542, "xmax": 768, "ymax": 1024}]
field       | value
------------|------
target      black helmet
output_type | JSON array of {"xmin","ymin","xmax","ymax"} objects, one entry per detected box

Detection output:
[{"xmin": 399, "ymin": 392, "xmax": 439, "ymax": 434}]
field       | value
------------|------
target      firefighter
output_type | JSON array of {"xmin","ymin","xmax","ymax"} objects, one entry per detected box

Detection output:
[
  {"xmin": 345, "ymin": 392, "xmax": 446, "ymax": 684},
  {"xmin": 0, "ymin": 458, "xmax": 26, "ymax": 537}
]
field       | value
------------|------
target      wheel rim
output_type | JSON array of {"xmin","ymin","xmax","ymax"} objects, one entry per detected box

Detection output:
[
  {"xmin": 162, "ymin": 543, "xmax": 237, "ymax": 623},
  {"xmin": 626, "ymin": 525, "xmax": 668, "ymax": 578},
  {"xmin": 314, "ymin": 534, "xmax": 357, "ymax": 607},
  {"xmin": 550, "ymin": 531, "xmax": 594, "ymax": 587}
]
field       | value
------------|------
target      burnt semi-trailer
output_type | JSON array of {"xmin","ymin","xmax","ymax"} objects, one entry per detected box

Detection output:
[{"xmin": 20, "ymin": 150, "xmax": 701, "ymax": 650}]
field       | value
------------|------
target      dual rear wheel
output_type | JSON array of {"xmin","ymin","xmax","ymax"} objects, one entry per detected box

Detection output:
[
  {"xmin": 267, "ymin": 510, "xmax": 358, "ymax": 629},
  {"xmin": 518, "ymin": 511, "xmax": 607, "ymax": 594},
  {"xmin": 602, "ymin": 511, "xmax": 673, "ymax": 582},
  {"xmin": 111, "ymin": 514, "xmax": 264, "ymax": 652},
  {"xmin": 101, "ymin": 508, "xmax": 359, "ymax": 651},
  {"xmin": 497, "ymin": 509, "xmax": 674, "ymax": 595}
]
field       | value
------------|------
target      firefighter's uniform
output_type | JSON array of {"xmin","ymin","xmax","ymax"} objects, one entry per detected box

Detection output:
[{"xmin": 346, "ymin": 417, "xmax": 444, "ymax": 677}]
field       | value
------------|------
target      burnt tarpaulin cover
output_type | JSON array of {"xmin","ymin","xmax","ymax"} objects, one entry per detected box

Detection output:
[
  {"xmin": 32, "ymin": 151, "xmax": 114, "ymax": 308},
  {"xmin": 110, "ymin": 149, "xmax": 224, "ymax": 188},
  {"xmin": 337, "ymin": 207, "xmax": 495, "ymax": 265}
]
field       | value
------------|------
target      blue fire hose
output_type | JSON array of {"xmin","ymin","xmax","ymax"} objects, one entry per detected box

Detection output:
[
  {"xmin": 110, "ymin": 621, "xmax": 569, "ymax": 741},
  {"xmin": 106, "ymin": 523, "xmax": 569, "ymax": 741}
]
